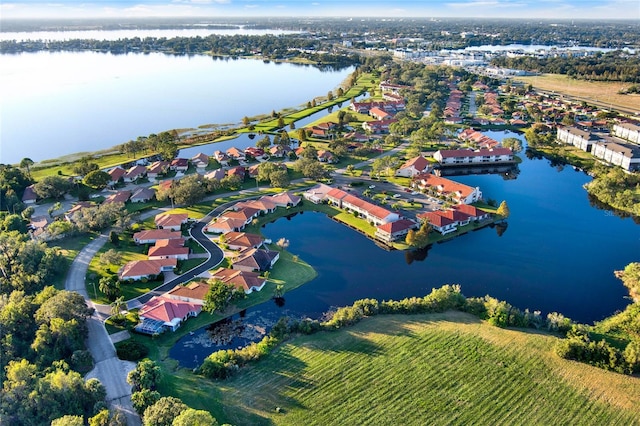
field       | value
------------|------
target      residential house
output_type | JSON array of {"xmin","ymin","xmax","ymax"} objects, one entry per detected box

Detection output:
[
  {"xmin": 64, "ymin": 201, "xmax": 93, "ymax": 222},
  {"xmin": 325, "ymin": 188, "xmax": 400, "ymax": 226},
  {"xmin": 417, "ymin": 211, "xmax": 457, "ymax": 235},
  {"xmin": 245, "ymin": 147, "xmax": 266, "ymax": 160},
  {"xmin": 148, "ymin": 239, "xmax": 189, "ymax": 261},
  {"xmin": 158, "ymin": 180, "xmax": 174, "ymax": 193},
  {"xmin": 233, "ymin": 197, "xmax": 277, "ymax": 215},
  {"xmin": 395, "ymin": 155, "xmax": 431, "ymax": 177},
  {"xmin": 433, "ymin": 148, "xmax": 514, "ymax": 166},
  {"xmin": 204, "ymin": 216, "xmax": 247, "ymax": 234},
  {"xmin": 226, "ymin": 147, "xmax": 246, "ymax": 162},
  {"xmin": 269, "ymin": 145, "xmax": 292, "ymax": 158},
  {"xmin": 223, "ymin": 232, "xmax": 264, "ymax": 251},
  {"xmin": 221, "ymin": 207, "xmax": 260, "ymax": 226},
  {"xmin": 166, "ymin": 282, "xmax": 210, "ymax": 304},
  {"xmin": 137, "ymin": 296, "xmax": 201, "ymax": 333},
  {"xmin": 369, "ymin": 107, "xmax": 392, "ymax": 121},
  {"xmin": 22, "ymin": 184, "xmax": 38, "ymax": 204},
  {"xmin": 213, "ymin": 150, "xmax": 231, "ymax": 166},
  {"xmin": 309, "ymin": 126, "xmax": 330, "ymax": 139},
  {"xmin": 155, "ymin": 213, "xmax": 189, "ymax": 231},
  {"xmin": 270, "ymin": 191, "xmax": 301, "ymax": 208},
  {"xmin": 29, "ymin": 215, "xmax": 52, "ymax": 239},
  {"xmin": 210, "ymin": 267, "xmax": 267, "ymax": 294},
  {"xmin": 123, "ymin": 165, "xmax": 147, "ymax": 183},
  {"xmin": 232, "ymin": 248, "xmax": 280, "ymax": 273},
  {"xmin": 362, "ymin": 119, "xmax": 397, "ymax": 134},
  {"xmin": 108, "ymin": 167, "xmax": 126, "ymax": 185},
  {"xmin": 247, "ymin": 164, "xmax": 261, "ymax": 179},
  {"xmin": 412, "ymin": 174, "xmax": 482, "ymax": 204},
  {"xmin": 133, "ymin": 229, "xmax": 182, "ymax": 244},
  {"xmin": 191, "ymin": 153, "xmax": 209, "ymax": 169},
  {"xmin": 317, "ymin": 150, "xmax": 337, "ymax": 163},
  {"xmin": 103, "ymin": 190, "xmax": 131, "ymax": 205},
  {"xmin": 227, "ymin": 166, "xmax": 247, "ymax": 181},
  {"xmin": 344, "ymin": 132, "xmax": 369, "ymax": 143},
  {"xmin": 170, "ymin": 158, "xmax": 189, "ymax": 172},
  {"xmin": 375, "ymin": 219, "xmax": 418, "ymax": 243},
  {"xmin": 452, "ymin": 204, "xmax": 490, "ymax": 221},
  {"xmin": 204, "ymin": 168, "xmax": 226, "ymax": 181},
  {"xmin": 438, "ymin": 209, "xmax": 472, "ymax": 227},
  {"xmin": 303, "ymin": 183, "xmax": 333, "ymax": 204},
  {"xmin": 130, "ymin": 187, "xmax": 156, "ymax": 203},
  {"xmin": 118, "ymin": 258, "xmax": 177, "ymax": 281},
  {"xmin": 146, "ymin": 161, "xmax": 169, "ymax": 180}
]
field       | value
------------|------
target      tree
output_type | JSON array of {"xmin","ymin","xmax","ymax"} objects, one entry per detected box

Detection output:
[
  {"xmin": 34, "ymin": 175, "xmax": 72, "ymax": 200},
  {"xmin": 84, "ymin": 170, "xmax": 111, "ymax": 189},
  {"xmin": 501, "ymin": 137, "xmax": 523, "ymax": 154},
  {"xmin": 73, "ymin": 158, "xmax": 99, "ymax": 176},
  {"xmin": 110, "ymin": 296, "xmax": 126, "ymax": 318},
  {"xmin": 48, "ymin": 201, "xmax": 62, "ymax": 218},
  {"xmin": 2, "ymin": 214, "xmax": 27, "ymax": 233},
  {"xmin": 19, "ymin": 157, "xmax": 34, "ymax": 178},
  {"xmin": 497, "ymin": 200, "xmax": 510, "ymax": 218},
  {"xmin": 52, "ymin": 415, "xmax": 84, "ymax": 426},
  {"xmin": 172, "ymin": 409, "xmax": 218, "ymax": 426},
  {"xmin": 143, "ymin": 397, "xmax": 188, "ymax": 426},
  {"xmin": 301, "ymin": 145, "xmax": 318, "ymax": 160},
  {"xmin": 617, "ymin": 262, "xmax": 640, "ymax": 298},
  {"xmin": 220, "ymin": 174, "xmax": 242, "ymax": 191},
  {"xmin": 171, "ymin": 175, "xmax": 206, "ymax": 206},
  {"xmin": 158, "ymin": 142, "xmax": 178, "ymax": 162},
  {"xmin": 132, "ymin": 389, "xmax": 161, "ymax": 415},
  {"xmin": 242, "ymin": 116, "xmax": 250, "ymax": 126},
  {"xmin": 277, "ymin": 116, "xmax": 285, "ymax": 129},
  {"xmin": 269, "ymin": 169, "xmax": 289, "ymax": 188},
  {"xmin": 21, "ymin": 205, "xmax": 35, "ymax": 220},
  {"xmin": 109, "ymin": 230, "xmax": 120, "ymax": 246},
  {"xmin": 327, "ymin": 90, "xmax": 334, "ymax": 101},
  {"xmin": 127, "ymin": 359, "xmax": 163, "ymax": 392},
  {"xmin": 293, "ymin": 158, "xmax": 326, "ymax": 180},
  {"xmin": 99, "ymin": 276, "xmax": 121, "ymax": 302},
  {"xmin": 203, "ymin": 279, "xmax": 234, "ymax": 314},
  {"xmin": 100, "ymin": 249, "xmax": 121, "ymax": 265},
  {"xmin": 256, "ymin": 135, "xmax": 271, "ymax": 150},
  {"xmin": 405, "ymin": 229, "xmax": 417, "ymax": 246}
]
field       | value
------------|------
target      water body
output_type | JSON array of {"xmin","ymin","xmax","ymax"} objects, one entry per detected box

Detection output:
[
  {"xmin": 171, "ymin": 131, "xmax": 639, "ymax": 368},
  {"xmin": 0, "ymin": 28, "xmax": 298, "ymax": 42},
  {"xmin": 0, "ymin": 51, "xmax": 352, "ymax": 164},
  {"xmin": 458, "ymin": 43, "xmax": 616, "ymax": 53}
]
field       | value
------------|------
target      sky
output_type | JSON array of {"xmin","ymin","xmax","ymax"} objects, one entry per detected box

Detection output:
[{"xmin": 0, "ymin": 0, "xmax": 638, "ymax": 20}]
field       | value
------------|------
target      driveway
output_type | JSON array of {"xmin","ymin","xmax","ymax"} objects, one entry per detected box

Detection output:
[{"xmin": 65, "ymin": 234, "xmax": 141, "ymax": 426}]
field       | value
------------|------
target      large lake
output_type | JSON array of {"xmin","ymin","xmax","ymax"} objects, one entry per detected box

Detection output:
[
  {"xmin": 170, "ymin": 131, "xmax": 639, "ymax": 368},
  {"xmin": 0, "ymin": 51, "xmax": 352, "ymax": 164}
]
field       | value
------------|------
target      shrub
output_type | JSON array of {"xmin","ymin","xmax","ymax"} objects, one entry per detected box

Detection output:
[{"xmin": 116, "ymin": 340, "xmax": 149, "ymax": 361}]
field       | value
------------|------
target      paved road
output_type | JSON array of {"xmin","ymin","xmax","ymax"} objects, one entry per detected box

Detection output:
[{"xmin": 65, "ymin": 235, "xmax": 141, "ymax": 426}]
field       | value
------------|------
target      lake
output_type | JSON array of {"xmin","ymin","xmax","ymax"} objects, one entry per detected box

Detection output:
[
  {"xmin": 0, "ymin": 51, "xmax": 352, "ymax": 164},
  {"xmin": 170, "ymin": 131, "xmax": 639, "ymax": 368}
]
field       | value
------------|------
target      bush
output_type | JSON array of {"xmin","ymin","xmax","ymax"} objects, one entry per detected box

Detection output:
[{"xmin": 116, "ymin": 340, "xmax": 149, "ymax": 361}]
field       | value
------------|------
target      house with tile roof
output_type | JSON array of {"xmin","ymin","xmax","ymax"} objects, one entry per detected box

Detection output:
[
  {"xmin": 452, "ymin": 204, "xmax": 490, "ymax": 221},
  {"xmin": 227, "ymin": 166, "xmax": 247, "ymax": 181},
  {"xmin": 118, "ymin": 258, "xmax": 177, "ymax": 281},
  {"xmin": 108, "ymin": 167, "xmax": 126, "ymax": 185},
  {"xmin": 226, "ymin": 147, "xmax": 246, "ymax": 161},
  {"xmin": 133, "ymin": 229, "xmax": 182, "ymax": 244},
  {"xmin": 223, "ymin": 232, "xmax": 264, "ymax": 251},
  {"xmin": 22, "ymin": 184, "xmax": 38, "ymax": 204},
  {"xmin": 166, "ymin": 281, "xmax": 210, "ymax": 304},
  {"xmin": 123, "ymin": 165, "xmax": 147, "ymax": 183},
  {"xmin": 146, "ymin": 161, "xmax": 170, "ymax": 180},
  {"xmin": 233, "ymin": 197, "xmax": 278, "ymax": 214},
  {"xmin": 210, "ymin": 267, "xmax": 267, "ymax": 294},
  {"xmin": 270, "ymin": 191, "xmax": 301, "ymax": 208},
  {"xmin": 155, "ymin": 213, "xmax": 189, "ymax": 231},
  {"xmin": 191, "ymin": 153, "xmax": 209, "ymax": 169},
  {"xmin": 130, "ymin": 187, "xmax": 156, "ymax": 203},
  {"xmin": 395, "ymin": 155, "xmax": 432, "ymax": 177},
  {"xmin": 204, "ymin": 168, "xmax": 226, "ymax": 181},
  {"xmin": 148, "ymin": 238, "xmax": 189, "ymax": 260},
  {"xmin": 412, "ymin": 174, "xmax": 482, "ymax": 205},
  {"xmin": 64, "ymin": 201, "xmax": 94, "ymax": 222},
  {"xmin": 375, "ymin": 218, "xmax": 418, "ymax": 243},
  {"xmin": 232, "ymin": 248, "xmax": 280, "ymax": 273},
  {"xmin": 137, "ymin": 296, "xmax": 201, "ymax": 333},
  {"xmin": 103, "ymin": 190, "xmax": 131, "ymax": 204},
  {"xmin": 220, "ymin": 207, "xmax": 260, "ymax": 226},
  {"xmin": 213, "ymin": 150, "xmax": 231, "ymax": 166},
  {"xmin": 204, "ymin": 216, "xmax": 247, "ymax": 234},
  {"xmin": 325, "ymin": 188, "xmax": 400, "ymax": 226},
  {"xmin": 416, "ymin": 211, "xmax": 457, "ymax": 235},
  {"xmin": 170, "ymin": 158, "xmax": 189, "ymax": 172}
]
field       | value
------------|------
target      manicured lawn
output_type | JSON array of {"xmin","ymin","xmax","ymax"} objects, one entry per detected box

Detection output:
[
  {"xmin": 175, "ymin": 258, "xmax": 207, "ymax": 275},
  {"xmin": 50, "ymin": 233, "xmax": 97, "ymax": 289},
  {"xmin": 199, "ymin": 312, "xmax": 640, "ymax": 425}
]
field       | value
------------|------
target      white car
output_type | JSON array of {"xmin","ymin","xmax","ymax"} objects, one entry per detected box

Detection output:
[
  {"xmin": 411, "ymin": 191, "xmax": 420, "ymax": 195},
  {"xmin": 392, "ymin": 193, "xmax": 402, "ymax": 198},
  {"xmin": 368, "ymin": 185, "xmax": 376, "ymax": 189}
]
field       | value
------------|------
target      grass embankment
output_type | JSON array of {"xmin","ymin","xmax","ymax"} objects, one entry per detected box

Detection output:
[
  {"xmin": 195, "ymin": 312, "xmax": 640, "ymax": 425},
  {"xmin": 515, "ymin": 73, "xmax": 640, "ymax": 113},
  {"xmin": 51, "ymin": 233, "xmax": 97, "ymax": 290}
]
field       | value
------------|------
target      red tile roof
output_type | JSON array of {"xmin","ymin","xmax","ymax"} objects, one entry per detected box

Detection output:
[
  {"xmin": 119, "ymin": 258, "xmax": 177, "ymax": 279},
  {"xmin": 417, "ymin": 211, "xmax": 454, "ymax": 227},
  {"xmin": 167, "ymin": 282, "xmax": 210, "ymax": 302},
  {"xmin": 139, "ymin": 296, "xmax": 201, "ymax": 323},
  {"xmin": 133, "ymin": 229, "xmax": 182, "ymax": 242},
  {"xmin": 399, "ymin": 155, "xmax": 430, "ymax": 171},
  {"xmin": 155, "ymin": 213, "xmax": 188, "ymax": 228},
  {"xmin": 376, "ymin": 218, "xmax": 417, "ymax": 234}
]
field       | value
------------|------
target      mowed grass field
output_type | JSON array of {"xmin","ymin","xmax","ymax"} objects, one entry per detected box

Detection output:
[
  {"xmin": 209, "ymin": 312, "xmax": 640, "ymax": 425},
  {"xmin": 515, "ymin": 73, "xmax": 640, "ymax": 113}
]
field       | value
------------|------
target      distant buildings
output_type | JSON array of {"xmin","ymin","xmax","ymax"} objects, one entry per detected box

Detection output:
[{"xmin": 433, "ymin": 148, "xmax": 514, "ymax": 167}]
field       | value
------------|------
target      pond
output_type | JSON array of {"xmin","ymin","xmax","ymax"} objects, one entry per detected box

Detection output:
[{"xmin": 170, "ymin": 131, "xmax": 639, "ymax": 368}]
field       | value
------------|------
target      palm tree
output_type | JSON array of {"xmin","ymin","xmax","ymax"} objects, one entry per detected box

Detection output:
[{"xmin": 111, "ymin": 296, "xmax": 126, "ymax": 318}]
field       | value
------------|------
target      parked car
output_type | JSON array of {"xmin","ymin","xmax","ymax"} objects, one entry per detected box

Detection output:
[
  {"xmin": 368, "ymin": 185, "xmax": 376, "ymax": 189},
  {"xmin": 392, "ymin": 193, "xmax": 402, "ymax": 198}
]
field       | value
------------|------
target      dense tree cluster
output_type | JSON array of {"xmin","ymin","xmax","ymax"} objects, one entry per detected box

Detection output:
[{"xmin": 586, "ymin": 166, "xmax": 640, "ymax": 216}]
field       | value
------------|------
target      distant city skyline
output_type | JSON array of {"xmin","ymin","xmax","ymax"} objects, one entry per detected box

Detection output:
[{"xmin": 1, "ymin": 0, "xmax": 638, "ymax": 21}]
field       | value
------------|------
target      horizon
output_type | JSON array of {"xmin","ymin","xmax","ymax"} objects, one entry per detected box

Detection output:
[{"xmin": 1, "ymin": 0, "xmax": 638, "ymax": 21}]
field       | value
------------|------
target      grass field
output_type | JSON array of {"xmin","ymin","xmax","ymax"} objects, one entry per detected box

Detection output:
[
  {"xmin": 199, "ymin": 312, "xmax": 640, "ymax": 425},
  {"xmin": 515, "ymin": 73, "xmax": 640, "ymax": 114}
]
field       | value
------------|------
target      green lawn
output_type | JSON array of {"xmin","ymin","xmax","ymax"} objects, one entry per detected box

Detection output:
[
  {"xmin": 51, "ymin": 233, "xmax": 97, "ymax": 289},
  {"xmin": 198, "ymin": 312, "xmax": 640, "ymax": 425}
]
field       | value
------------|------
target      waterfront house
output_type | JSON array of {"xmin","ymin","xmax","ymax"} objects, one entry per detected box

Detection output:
[
  {"xmin": 204, "ymin": 216, "xmax": 247, "ymax": 234},
  {"xmin": 191, "ymin": 153, "xmax": 209, "ymax": 169},
  {"xmin": 613, "ymin": 122, "xmax": 640, "ymax": 144},
  {"xmin": 433, "ymin": 148, "xmax": 514, "ymax": 166},
  {"xmin": 133, "ymin": 229, "xmax": 182, "ymax": 245},
  {"xmin": 591, "ymin": 140, "xmax": 640, "ymax": 172},
  {"xmin": 303, "ymin": 183, "xmax": 333, "ymax": 204},
  {"xmin": 395, "ymin": 155, "xmax": 431, "ymax": 177},
  {"xmin": 417, "ymin": 211, "xmax": 457, "ymax": 235},
  {"xmin": 270, "ymin": 191, "xmax": 301, "ymax": 208},
  {"xmin": 137, "ymin": 296, "xmax": 201, "ymax": 333},
  {"xmin": 223, "ymin": 232, "xmax": 264, "ymax": 251},
  {"xmin": 233, "ymin": 197, "xmax": 278, "ymax": 215},
  {"xmin": 325, "ymin": 188, "xmax": 400, "ymax": 226},
  {"xmin": 210, "ymin": 267, "xmax": 267, "ymax": 294},
  {"xmin": 213, "ymin": 151, "xmax": 230, "ymax": 166},
  {"xmin": 269, "ymin": 145, "xmax": 292, "ymax": 158},
  {"xmin": 556, "ymin": 126, "xmax": 601, "ymax": 152},
  {"xmin": 155, "ymin": 213, "xmax": 189, "ymax": 231},
  {"xmin": 375, "ymin": 219, "xmax": 419, "ymax": 243},
  {"xmin": 452, "ymin": 204, "xmax": 490, "ymax": 221},
  {"xmin": 148, "ymin": 238, "xmax": 189, "ymax": 261},
  {"xmin": 220, "ymin": 207, "xmax": 260, "ymax": 226},
  {"xmin": 130, "ymin": 187, "xmax": 155, "ymax": 203},
  {"xmin": 412, "ymin": 174, "xmax": 482, "ymax": 205},
  {"xmin": 166, "ymin": 281, "xmax": 210, "ymax": 304},
  {"xmin": 146, "ymin": 161, "xmax": 169, "ymax": 180},
  {"xmin": 226, "ymin": 147, "xmax": 246, "ymax": 161},
  {"xmin": 170, "ymin": 158, "xmax": 189, "ymax": 172},
  {"xmin": 232, "ymin": 248, "xmax": 280, "ymax": 273},
  {"xmin": 118, "ymin": 258, "xmax": 177, "ymax": 281}
]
